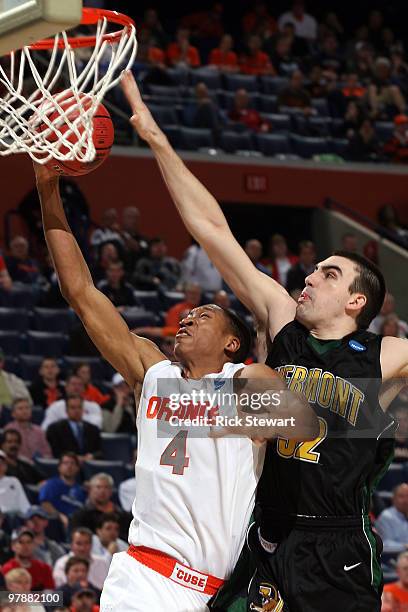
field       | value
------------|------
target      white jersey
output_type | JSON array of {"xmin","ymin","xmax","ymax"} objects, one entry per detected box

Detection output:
[{"xmin": 128, "ymin": 359, "xmax": 265, "ymax": 580}]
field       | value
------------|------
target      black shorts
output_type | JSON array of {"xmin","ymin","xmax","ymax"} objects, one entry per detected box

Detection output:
[{"xmin": 247, "ymin": 519, "xmax": 383, "ymax": 612}]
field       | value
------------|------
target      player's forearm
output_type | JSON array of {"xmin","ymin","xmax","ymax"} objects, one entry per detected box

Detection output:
[
  {"xmin": 36, "ymin": 175, "xmax": 94, "ymax": 303},
  {"xmin": 150, "ymin": 137, "xmax": 229, "ymax": 242}
]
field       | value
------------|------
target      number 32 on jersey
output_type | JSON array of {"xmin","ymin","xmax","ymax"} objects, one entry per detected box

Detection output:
[{"xmin": 277, "ymin": 417, "xmax": 327, "ymax": 463}]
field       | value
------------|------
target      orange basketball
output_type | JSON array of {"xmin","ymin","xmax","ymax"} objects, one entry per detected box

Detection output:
[{"xmin": 39, "ymin": 91, "xmax": 114, "ymax": 176}]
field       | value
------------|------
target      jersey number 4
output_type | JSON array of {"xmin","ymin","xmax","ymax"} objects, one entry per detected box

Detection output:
[
  {"xmin": 277, "ymin": 417, "xmax": 327, "ymax": 464},
  {"xmin": 160, "ymin": 431, "xmax": 190, "ymax": 475}
]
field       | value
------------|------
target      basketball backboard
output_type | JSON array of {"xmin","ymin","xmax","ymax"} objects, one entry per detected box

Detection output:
[{"xmin": 0, "ymin": 0, "xmax": 82, "ymax": 55}]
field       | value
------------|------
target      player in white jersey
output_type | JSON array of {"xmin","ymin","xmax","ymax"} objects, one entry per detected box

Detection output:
[{"xmin": 34, "ymin": 165, "xmax": 317, "ymax": 610}]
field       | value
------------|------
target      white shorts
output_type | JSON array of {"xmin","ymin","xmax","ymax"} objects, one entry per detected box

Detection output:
[{"xmin": 100, "ymin": 551, "xmax": 211, "ymax": 612}]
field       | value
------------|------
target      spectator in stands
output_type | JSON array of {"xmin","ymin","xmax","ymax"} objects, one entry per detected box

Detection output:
[
  {"xmin": 208, "ymin": 34, "xmax": 239, "ymax": 73},
  {"xmin": 366, "ymin": 9, "xmax": 385, "ymax": 52},
  {"xmin": 102, "ymin": 373, "xmax": 135, "ymax": 434},
  {"xmin": 71, "ymin": 587, "xmax": 99, "ymax": 612},
  {"xmin": 181, "ymin": 242, "xmax": 222, "ymax": 293},
  {"xmin": 278, "ymin": 1, "xmax": 317, "ymax": 42},
  {"xmin": 97, "ymin": 261, "xmax": 138, "ymax": 310},
  {"xmin": 378, "ymin": 204, "xmax": 408, "ymax": 246},
  {"xmin": 90, "ymin": 209, "xmax": 123, "ymax": 252},
  {"xmin": 139, "ymin": 8, "xmax": 167, "ymax": 49},
  {"xmin": 5, "ymin": 236, "xmax": 42, "ymax": 286},
  {"xmin": 181, "ymin": 2, "xmax": 224, "ymax": 41},
  {"xmin": 0, "ymin": 252, "xmax": 12, "ymax": 292},
  {"xmin": 342, "ymin": 73, "xmax": 366, "ymax": 101},
  {"xmin": 323, "ymin": 11, "xmax": 344, "ymax": 40},
  {"xmin": 375, "ymin": 483, "xmax": 408, "ymax": 553},
  {"xmin": 341, "ymin": 232, "xmax": 358, "ymax": 252},
  {"xmin": 167, "ymin": 28, "xmax": 200, "ymax": 69},
  {"xmin": 91, "ymin": 513, "xmax": 127, "ymax": 561},
  {"xmin": 92, "ymin": 242, "xmax": 124, "ymax": 285},
  {"xmin": 213, "ymin": 290, "xmax": 231, "ymax": 309},
  {"xmin": 380, "ymin": 314, "xmax": 402, "ymax": 337},
  {"xmin": 229, "ymin": 89, "xmax": 271, "ymax": 132},
  {"xmin": 286, "ymin": 240, "xmax": 316, "ymax": 296},
  {"xmin": 73, "ymin": 364, "xmax": 109, "ymax": 406},
  {"xmin": 392, "ymin": 405, "xmax": 408, "ymax": 464},
  {"xmin": 185, "ymin": 83, "xmax": 222, "ymax": 134},
  {"xmin": 2, "ymin": 527, "xmax": 55, "ymax": 591},
  {"xmin": 41, "ymin": 375, "xmax": 102, "ymax": 431},
  {"xmin": 261, "ymin": 234, "xmax": 298, "ymax": 286},
  {"xmin": 4, "ymin": 567, "xmax": 43, "ymax": 600},
  {"xmin": 132, "ymin": 238, "xmax": 181, "ymax": 291},
  {"xmin": 0, "ymin": 449, "xmax": 30, "ymax": 514},
  {"xmin": 4, "ymin": 398, "xmax": 52, "ymax": 461},
  {"xmin": 120, "ymin": 206, "xmax": 149, "ymax": 269},
  {"xmin": 0, "ymin": 347, "xmax": 32, "ymax": 406},
  {"xmin": 1, "ymin": 429, "xmax": 44, "ymax": 485},
  {"xmin": 242, "ymin": 1, "xmax": 277, "ymax": 38},
  {"xmin": 336, "ymin": 101, "xmax": 365, "ymax": 139},
  {"xmin": 369, "ymin": 292, "xmax": 408, "ymax": 337},
  {"xmin": 277, "ymin": 70, "xmax": 314, "ymax": 115},
  {"xmin": 46, "ymin": 395, "xmax": 102, "ymax": 462},
  {"xmin": 118, "ymin": 477, "xmax": 135, "ymax": 513},
  {"xmin": 0, "ymin": 510, "xmax": 12, "ymax": 564},
  {"xmin": 346, "ymin": 118, "xmax": 381, "ymax": 162},
  {"xmin": 244, "ymin": 240, "xmax": 270, "ymax": 275},
  {"xmin": 314, "ymin": 33, "xmax": 344, "ymax": 75},
  {"xmin": 349, "ymin": 42, "xmax": 375, "ymax": 84},
  {"xmin": 159, "ymin": 335, "xmax": 176, "ymax": 361},
  {"xmin": 53, "ymin": 526, "xmax": 109, "ymax": 590},
  {"xmin": 390, "ymin": 49, "xmax": 408, "ymax": 86},
  {"xmin": 60, "ymin": 556, "xmax": 100, "ymax": 607},
  {"xmin": 24, "ymin": 506, "xmax": 65, "ymax": 567},
  {"xmin": 240, "ymin": 34, "xmax": 275, "ymax": 76},
  {"xmin": 39, "ymin": 452, "xmax": 86, "ymax": 528},
  {"xmin": 266, "ymin": 33, "xmax": 299, "ymax": 77},
  {"xmin": 165, "ymin": 283, "xmax": 202, "ymax": 329},
  {"xmin": 366, "ymin": 57, "xmax": 406, "ymax": 120},
  {"xmin": 29, "ymin": 357, "xmax": 65, "ymax": 408},
  {"xmin": 383, "ymin": 114, "xmax": 408, "ymax": 164},
  {"xmin": 382, "ymin": 551, "xmax": 408, "ymax": 610},
  {"xmin": 305, "ymin": 65, "xmax": 327, "ymax": 98},
  {"xmin": 70, "ymin": 473, "xmax": 132, "ymax": 542}
]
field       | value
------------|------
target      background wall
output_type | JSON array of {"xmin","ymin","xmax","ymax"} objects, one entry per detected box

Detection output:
[{"xmin": 1, "ymin": 150, "xmax": 407, "ymax": 258}]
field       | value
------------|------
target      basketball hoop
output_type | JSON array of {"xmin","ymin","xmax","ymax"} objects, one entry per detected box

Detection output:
[{"xmin": 0, "ymin": 8, "xmax": 137, "ymax": 164}]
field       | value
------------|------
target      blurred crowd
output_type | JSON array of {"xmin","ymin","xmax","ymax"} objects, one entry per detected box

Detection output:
[{"xmin": 98, "ymin": 0, "xmax": 408, "ymax": 163}]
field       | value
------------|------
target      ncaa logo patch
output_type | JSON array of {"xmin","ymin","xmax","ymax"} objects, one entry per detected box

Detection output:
[
  {"xmin": 214, "ymin": 379, "xmax": 226, "ymax": 391},
  {"xmin": 349, "ymin": 339, "xmax": 366, "ymax": 352}
]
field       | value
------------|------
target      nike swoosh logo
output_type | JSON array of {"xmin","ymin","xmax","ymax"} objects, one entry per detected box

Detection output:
[{"xmin": 344, "ymin": 562, "xmax": 362, "ymax": 571}]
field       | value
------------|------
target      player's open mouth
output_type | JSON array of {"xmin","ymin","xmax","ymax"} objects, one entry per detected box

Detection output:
[{"xmin": 176, "ymin": 328, "xmax": 191, "ymax": 337}]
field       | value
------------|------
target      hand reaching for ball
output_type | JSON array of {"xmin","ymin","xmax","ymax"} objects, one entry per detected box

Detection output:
[{"xmin": 121, "ymin": 70, "xmax": 167, "ymax": 148}]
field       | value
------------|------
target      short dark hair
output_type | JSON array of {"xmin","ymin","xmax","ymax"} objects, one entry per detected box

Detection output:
[
  {"xmin": 66, "ymin": 394, "xmax": 83, "ymax": 405},
  {"xmin": 219, "ymin": 307, "xmax": 252, "ymax": 364},
  {"xmin": 59, "ymin": 451, "xmax": 80, "ymax": 466},
  {"xmin": 3, "ymin": 428, "xmax": 22, "ymax": 444},
  {"xmin": 71, "ymin": 526, "xmax": 93, "ymax": 543},
  {"xmin": 65, "ymin": 556, "xmax": 89, "ymax": 574},
  {"xmin": 333, "ymin": 250, "xmax": 386, "ymax": 329},
  {"xmin": 96, "ymin": 512, "xmax": 120, "ymax": 530}
]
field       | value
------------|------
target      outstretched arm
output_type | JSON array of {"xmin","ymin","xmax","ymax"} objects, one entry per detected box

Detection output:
[
  {"xmin": 34, "ymin": 163, "xmax": 164, "ymax": 388},
  {"xmin": 121, "ymin": 71, "xmax": 297, "ymax": 340}
]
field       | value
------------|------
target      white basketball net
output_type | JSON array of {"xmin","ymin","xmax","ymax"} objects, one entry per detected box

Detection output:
[{"xmin": 0, "ymin": 15, "xmax": 137, "ymax": 163}]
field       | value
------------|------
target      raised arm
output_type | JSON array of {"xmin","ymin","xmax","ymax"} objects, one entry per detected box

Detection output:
[
  {"xmin": 120, "ymin": 71, "xmax": 296, "ymax": 339},
  {"xmin": 34, "ymin": 163, "xmax": 165, "ymax": 388}
]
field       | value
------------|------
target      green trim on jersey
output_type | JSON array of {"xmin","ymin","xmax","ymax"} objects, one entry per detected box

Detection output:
[{"xmin": 306, "ymin": 335, "xmax": 342, "ymax": 355}]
